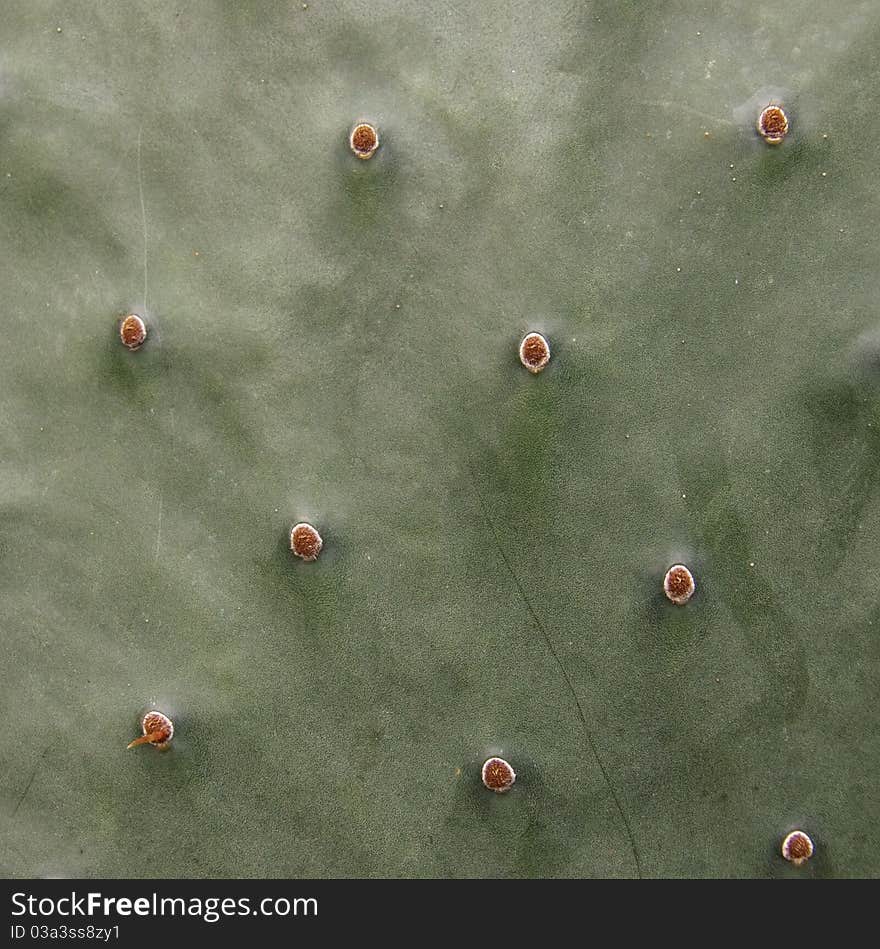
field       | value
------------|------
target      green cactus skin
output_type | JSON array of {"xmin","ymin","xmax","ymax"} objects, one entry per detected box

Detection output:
[{"xmin": 1, "ymin": 1, "xmax": 878, "ymax": 878}]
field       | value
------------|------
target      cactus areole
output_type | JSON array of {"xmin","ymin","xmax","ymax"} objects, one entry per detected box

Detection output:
[
  {"xmin": 482, "ymin": 757, "xmax": 516, "ymax": 793},
  {"xmin": 781, "ymin": 830, "xmax": 814, "ymax": 866},
  {"xmin": 349, "ymin": 123, "xmax": 379, "ymax": 159},
  {"xmin": 519, "ymin": 332, "xmax": 551, "ymax": 373},
  {"xmin": 664, "ymin": 564, "xmax": 696, "ymax": 605},
  {"xmin": 119, "ymin": 314, "xmax": 147, "ymax": 350},
  {"xmin": 757, "ymin": 105, "xmax": 790, "ymax": 144},
  {"xmin": 290, "ymin": 522, "xmax": 323, "ymax": 561},
  {"xmin": 127, "ymin": 711, "xmax": 174, "ymax": 750}
]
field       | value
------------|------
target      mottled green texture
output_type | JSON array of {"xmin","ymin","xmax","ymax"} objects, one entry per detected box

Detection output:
[{"xmin": 1, "ymin": 0, "xmax": 879, "ymax": 878}]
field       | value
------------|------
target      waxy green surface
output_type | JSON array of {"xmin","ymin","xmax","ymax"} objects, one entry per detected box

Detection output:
[{"xmin": 1, "ymin": 1, "xmax": 878, "ymax": 877}]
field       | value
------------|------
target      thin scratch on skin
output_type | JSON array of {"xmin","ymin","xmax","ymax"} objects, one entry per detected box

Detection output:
[
  {"xmin": 137, "ymin": 126, "xmax": 148, "ymax": 314},
  {"xmin": 11, "ymin": 747, "xmax": 48, "ymax": 818},
  {"xmin": 467, "ymin": 464, "xmax": 643, "ymax": 878},
  {"xmin": 154, "ymin": 495, "xmax": 163, "ymax": 562},
  {"xmin": 640, "ymin": 100, "xmax": 735, "ymax": 127}
]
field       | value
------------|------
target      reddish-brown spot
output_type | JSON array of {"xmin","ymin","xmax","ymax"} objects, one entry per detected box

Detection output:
[
  {"xmin": 519, "ymin": 333, "xmax": 550, "ymax": 373},
  {"xmin": 783, "ymin": 831, "xmax": 813, "ymax": 865},
  {"xmin": 120, "ymin": 314, "xmax": 147, "ymax": 350},
  {"xmin": 350, "ymin": 123, "xmax": 379, "ymax": 159},
  {"xmin": 757, "ymin": 105, "xmax": 789, "ymax": 144},
  {"xmin": 290, "ymin": 522, "xmax": 322, "ymax": 562},
  {"xmin": 482, "ymin": 757, "xmax": 515, "ymax": 792},
  {"xmin": 664, "ymin": 564, "xmax": 695, "ymax": 605},
  {"xmin": 127, "ymin": 711, "xmax": 173, "ymax": 750}
]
